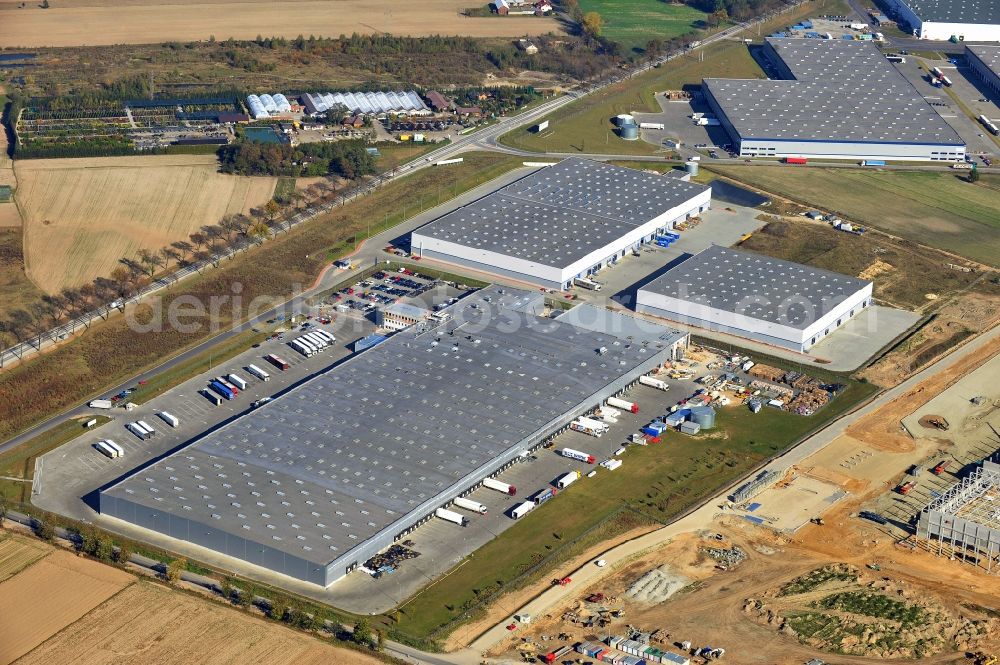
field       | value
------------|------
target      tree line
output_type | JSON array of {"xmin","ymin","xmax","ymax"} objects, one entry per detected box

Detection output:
[
  {"xmin": 0, "ymin": 175, "xmax": 354, "ymax": 355},
  {"xmin": 217, "ymin": 138, "xmax": 377, "ymax": 178}
]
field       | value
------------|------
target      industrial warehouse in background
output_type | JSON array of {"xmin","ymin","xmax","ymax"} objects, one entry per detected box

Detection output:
[
  {"xmin": 967, "ymin": 45, "xmax": 1000, "ymax": 98},
  {"xmin": 635, "ymin": 245, "xmax": 873, "ymax": 352},
  {"xmin": 410, "ymin": 158, "xmax": 711, "ymax": 291},
  {"xmin": 703, "ymin": 38, "xmax": 966, "ymax": 162},
  {"xmin": 100, "ymin": 287, "xmax": 689, "ymax": 586},
  {"xmin": 882, "ymin": 0, "xmax": 1000, "ymax": 41}
]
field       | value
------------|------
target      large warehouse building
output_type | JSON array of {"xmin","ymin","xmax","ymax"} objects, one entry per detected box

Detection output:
[
  {"xmin": 967, "ymin": 45, "xmax": 1000, "ymax": 97},
  {"xmin": 410, "ymin": 158, "xmax": 711, "ymax": 290},
  {"xmin": 100, "ymin": 287, "xmax": 689, "ymax": 587},
  {"xmin": 883, "ymin": 0, "xmax": 1000, "ymax": 41},
  {"xmin": 635, "ymin": 245, "xmax": 873, "ymax": 352},
  {"xmin": 703, "ymin": 39, "xmax": 966, "ymax": 162}
]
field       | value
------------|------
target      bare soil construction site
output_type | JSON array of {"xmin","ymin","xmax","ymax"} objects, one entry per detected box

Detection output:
[
  {"xmin": 490, "ymin": 339, "xmax": 1000, "ymax": 665},
  {"xmin": 0, "ymin": 0, "xmax": 561, "ymax": 47}
]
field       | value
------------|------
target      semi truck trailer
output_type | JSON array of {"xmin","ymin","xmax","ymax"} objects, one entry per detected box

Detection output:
[
  {"xmin": 434, "ymin": 507, "xmax": 470, "ymax": 527},
  {"xmin": 88, "ymin": 399, "xmax": 113, "ymax": 409},
  {"xmin": 228, "ymin": 373, "xmax": 248, "ymax": 390},
  {"xmin": 606, "ymin": 397, "xmax": 638, "ymax": 413},
  {"xmin": 532, "ymin": 487, "xmax": 557, "ymax": 505},
  {"xmin": 560, "ymin": 448, "xmax": 596, "ymax": 464},
  {"xmin": 573, "ymin": 277, "xmax": 602, "ymax": 291},
  {"xmin": 126, "ymin": 422, "xmax": 150, "ymax": 440},
  {"xmin": 266, "ymin": 354, "xmax": 290, "ymax": 370},
  {"xmin": 483, "ymin": 477, "xmax": 517, "ymax": 495},
  {"xmin": 215, "ymin": 377, "xmax": 239, "ymax": 395},
  {"xmin": 510, "ymin": 501, "xmax": 535, "ymax": 519},
  {"xmin": 570, "ymin": 420, "xmax": 605, "ymax": 437},
  {"xmin": 96, "ymin": 440, "xmax": 122, "ymax": 459},
  {"xmin": 247, "ymin": 364, "xmax": 270, "ymax": 381},
  {"xmin": 157, "ymin": 411, "xmax": 179, "ymax": 428},
  {"xmin": 639, "ymin": 375, "xmax": 669, "ymax": 390},
  {"xmin": 453, "ymin": 496, "xmax": 488, "ymax": 514},
  {"xmin": 137, "ymin": 420, "xmax": 155, "ymax": 437},
  {"xmin": 210, "ymin": 380, "xmax": 236, "ymax": 400},
  {"xmin": 555, "ymin": 471, "xmax": 581, "ymax": 489}
]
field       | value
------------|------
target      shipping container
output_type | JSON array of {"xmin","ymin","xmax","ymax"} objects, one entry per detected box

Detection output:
[
  {"xmin": 543, "ymin": 646, "xmax": 572, "ymax": 663},
  {"xmin": 607, "ymin": 397, "xmax": 639, "ymax": 413},
  {"xmin": 453, "ymin": 496, "xmax": 488, "ymax": 514},
  {"xmin": 784, "ymin": 157, "xmax": 807, "ymax": 164},
  {"xmin": 266, "ymin": 354, "xmax": 290, "ymax": 370},
  {"xmin": 556, "ymin": 471, "xmax": 581, "ymax": 489},
  {"xmin": 157, "ymin": 411, "xmax": 179, "ymax": 428},
  {"xmin": 483, "ymin": 477, "xmax": 517, "ymax": 495},
  {"xmin": 88, "ymin": 399, "xmax": 113, "ymax": 409},
  {"xmin": 228, "ymin": 373, "xmax": 248, "ymax": 390},
  {"xmin": 510, "ymin": 501, "xmax": 535, "ymax": 519},
  {"xmin": 247, "ymin": 364, "xmax": 271, "ymax": 381},
  {"xmin": 561, "ymin": 448, "xmax": 596, "ymax": 464},
  {"xmin": 201, "ymin": 389, "xmax": 223, "ymax": 405},
  {"xmin": 434, "ymin": 507, "xmax": 469, "ymax": 527}
]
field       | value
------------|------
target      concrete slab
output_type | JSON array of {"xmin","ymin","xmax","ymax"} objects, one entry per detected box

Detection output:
[
  {"xmin": 737, "ymin": 474, "xmax": 847, "ymax": 532},
  {"xmin": 806, "ymin": 305, "xmax": 922, "ymax": 371}
]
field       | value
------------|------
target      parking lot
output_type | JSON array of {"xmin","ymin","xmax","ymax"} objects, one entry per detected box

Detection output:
[
  {"xmin": 631, "ymin": 93, "xmax": 728, "ymax": 153},
  {"xmin": 32, "ymin": 314, "xmax": 377, "ymax": 524}
]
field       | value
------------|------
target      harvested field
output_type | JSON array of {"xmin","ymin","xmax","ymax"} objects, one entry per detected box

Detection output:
[
  {"xmin": 14, "ymin": 155, "xmax": 276, "ymax": 293},
  {"xmin": 17, "ymin": 580, "xmax": 386, "ymax": 665},
  {"xmin": 0, "ymin": 0, "xmax": 560, "ymax": 47},
  {"xmin": 0, "ymin": 549, "xmax": 133, "ymax": 664},
  {"xmin": 0, "ymin": 533, "xmax": 49, "ymax": 582}
]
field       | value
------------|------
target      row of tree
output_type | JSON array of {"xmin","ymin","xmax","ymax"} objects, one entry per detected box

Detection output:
[{"xmin": 0, "ymin": 176, "xmax": 350, "ymax": 354}]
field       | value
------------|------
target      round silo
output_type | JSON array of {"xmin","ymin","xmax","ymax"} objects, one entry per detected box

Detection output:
[
  {"xmin": 614, "ymin": 113, "xmax": 635, "ymax": 127},
  {"xmin": 685, "ymin": 160, "xmax": 700, "ymax": 176},
  {"xmin": 690, "ymin": 405, "xmax": 715, "ymax": 429},
  {"xmin": 620, "ymin": 124, "xmax": 639, "ymax": 140}
]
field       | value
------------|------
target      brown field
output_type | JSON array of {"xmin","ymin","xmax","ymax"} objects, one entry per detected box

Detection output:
[
  {"xmin": 18, "ymin": 581, "xmax": 388, "ymax": 665},
  {"xmin": 0, "ymin": 548, "xmax": 133, "ymax": 664},
  {"xmin": 0, "ymin": 533, "xmax": 48, "ymax": 582},
  {"xmin": 14, "ymin": 155, "xmax": 276, "ymax": 293},
  {"xmin": 0, "ymin": 0, "xmax": 560, "ymax": 47}
]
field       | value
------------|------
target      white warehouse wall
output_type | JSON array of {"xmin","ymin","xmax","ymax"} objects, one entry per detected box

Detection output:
[
  {"xmin": 919, "ymin": 22, "xmax": 1000, "ymax": 42},
  {"xmin": 738, "ymin": 139, "xmax": 965, "ymax": 162},
  {"xmin": 635, "ymin": 283, "xmax": 873, "ymax": 352}
]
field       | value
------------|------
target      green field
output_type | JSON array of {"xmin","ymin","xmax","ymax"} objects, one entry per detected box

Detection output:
[
  {"xmin": 578, "ymin": 0, "xmax": 708, "ymax": 53},
  {"xmin": 380, "ymin": 367, "xmax": 877, "ymax": 643},
  {"xmin": 707, "ymin": 166, "xmax": 1000, "ymax": 267}
]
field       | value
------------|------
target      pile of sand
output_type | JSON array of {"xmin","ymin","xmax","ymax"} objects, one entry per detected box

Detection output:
[{"xmin": 625, "ymin": 565, "xmax": 690, "ymax": 604}]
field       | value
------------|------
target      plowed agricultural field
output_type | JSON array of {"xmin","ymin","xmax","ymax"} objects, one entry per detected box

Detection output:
[
  {"xmin": 17, "ymin": 581, "xmax": 387, "ymax": 665},
  {"xmin": 0, "ymin": 534, "xmax": 48, "ymax": 582},
  {"xmin": 0, "ymin": 0, "xmax": 559, "ymax": 47},
  {"xmin": 14, "ymin": 155, "xmax": 276, "ymax": 293},
  {"xmin": 0, "ymin": 549, "xmax": 133, "ymax": 664}
]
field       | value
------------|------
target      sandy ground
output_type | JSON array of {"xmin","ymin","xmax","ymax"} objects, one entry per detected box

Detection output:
[
  {"xmin": 0, "ymin": 549, "xmax": 133, "ymax": 664},
  {"xmin": 14, "ymin": 155, "xmax": 276, "ymax": 293},
  {"xmin": 16, "ymin": 580, "xmax": 387, "ymax": 665},
  {"xmin": 0, "ymin": 533, "xmax": 48, "ymax": 582},
  {"xmin": 493, "ymin": 339, "xmax": 1000, "ymax": 664},
  {"xmin": 0, "ymin": 0, "xmax": 561, "ymax": 47}
]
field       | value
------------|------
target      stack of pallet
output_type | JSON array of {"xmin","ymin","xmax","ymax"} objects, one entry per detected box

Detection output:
[
  {"xmin": 788, "ymin": 388, "xmax": 830, "ymax": 415},
  {"xmin": 748, "ymin": 363, "xmax": 784, "ymax": 382}
]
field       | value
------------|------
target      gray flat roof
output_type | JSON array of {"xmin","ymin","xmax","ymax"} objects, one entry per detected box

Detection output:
[
  {"xmin": 703, "ymin": 39, "xmax": 963, "ymax": 146},
  {"xmin": 638, "ymin": 245, "xmax": 871, "ymax": 329},
  {"xmin": 102, "ymin": 286, "xmax": 686, "ymax": 566},
  {"xmin": 968, "ymin": 45, "xmax": 1000, "ymax": 75},
  {"xmin": 898, "ymin": 0, "xmax": 1000, "ymax": 25},
  {"xmin": 413, "ymin": 158, "xmax": 709, "ymax": 267}
]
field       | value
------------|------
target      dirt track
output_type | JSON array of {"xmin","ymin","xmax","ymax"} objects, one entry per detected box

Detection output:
[{"xmin": 0, "ymin": 0, "xmax": 561, "ymax": 47}]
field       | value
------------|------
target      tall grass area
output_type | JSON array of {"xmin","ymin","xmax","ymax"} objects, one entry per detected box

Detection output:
[
  {"xmin": 708, "ymin": 166, "xmax": 1000, "ymax": 267},
  {"xmin": 0, "ymin": 152, "xmax": 526, "ymax": 442},
  {"xmin": 381, "ymin": 370, "xmax": 877, "ymax": 644}
]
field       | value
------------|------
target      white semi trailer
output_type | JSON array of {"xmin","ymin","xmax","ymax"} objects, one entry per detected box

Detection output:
[
  {"xmin": 483, "ymin": 477, "xmax": 517, "ymax": 495},
  {"xmin": 435, "ymin": 507, "xmax": 470, "ymax": 527},
  {"xmin": 453, "ymin": 497, "xmax": 488, "ymax": 514}
]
